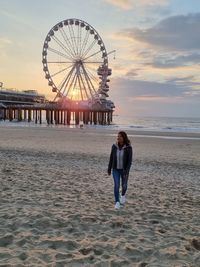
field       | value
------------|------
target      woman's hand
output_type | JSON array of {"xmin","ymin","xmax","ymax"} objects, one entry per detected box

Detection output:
[{"xmin": 123, "ymin": 169, "xmax": 128, "ymax": 177}]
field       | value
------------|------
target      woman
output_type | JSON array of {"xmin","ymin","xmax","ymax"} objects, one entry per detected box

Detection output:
[{"xmin": 108, "ymin": 131, "xmax": 132, "ymax": 209}]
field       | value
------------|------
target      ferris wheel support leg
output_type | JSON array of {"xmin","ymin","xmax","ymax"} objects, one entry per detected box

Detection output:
[
  {"xmin": 85, "ymin": 111, "xmax": 89, "ymax": 124},
  {"xmin": 57, "ymin": 110, "xmax": 59, "ymax": 124},
  {"xmin": 18, "ymin": 109, "xmax": 20, "ymax": 120},
  {"xmin": 106, "ymin": 112, "xmax": 108, "ymax": 125},
  {"xmin": 56, "ymin": 110, "xmax": 58, "ymax": 124},
  {"xmin": 91, "ymin": 112, "xmax": 93, "ymax": 125},
  {"xmin": 104, "ymin": 112, "xmax": 106, "ymax": 125},
  {"xmin": 57, "ymin": 110, "xmax": 60, "ymax": 124},
  {"xmin": 93, "ymin": 111, "xmax": 97, "ymax": 125},
  {"xmin": 75, "ymin": 111, "xmax": 79, "ymax": 125},
  {"xmin": 54, "ymin": 110, "xmax": 56, "ymax": 124},
  {"xmin": 28, "ymin": 109, "xmax": 31, "ymax": 122},
  {"xmin": 80, "ymin": 112, "xmax": 83, "ymax": 122},
  {"xmin": 61, "ymin": 110, "xmax": 63, "ymax": 125},
  {"xmin": 64, "ymin": 110, "xmax": 66, "ymax": 125},
  {"xmin": 24, "ymin": 109, "xmax": 26, "ymax": 121},
  {"xmin": 19, "ymin": 109, "xmax": 22, "ymax": 122},
  {"xmin": 98, "ymin": 112, "xmax": 101, "ymax": 125},
  {"xmin": 67, "ymin": 110, "xmax": 71, "ymax": 125},
  {"xmin": 16, "ymin": 109, "xmax": 19, "ymax": 120},
  {"xmin": 18, "ymin": 109, "xmax": 22, "ymax": 121},
  {"xmin": 13, "ymin": 109, "xmax": 16, "ymax": 120},
  {"xmin": 98, "ymin": 112, "xmax": 102, "ymax": 124},
  {"xmin": 58, "ymin": 110, "xmax": 60, "ymax": 124},
  {"xmin": 61, "ymin": 110, "xmax": 63, "ymax": 124},
  {"xmin": 3, "ymin": 109, "xmax": 6, "ymax": 121},
  {"xmin": 51, "ymin": 110, "xmax": 54, "ymax": 124},
  {"xmin": 46, "ymin": 110, "xmax": 49, "ymax": 124},
  {"xmin": 34, "ymin": 110, "xmax": 38, "ymax": 124},
  {"xmin": 39, "ymin": 110, "xmax": 42, "ymax": 124},
  {"xmin": 111, "ymin": 111, "xmax": 113, "ymax": 122},
  {"xmin": 103, "ymin": 112, "xmax": 105, "ymax": 125},
  {"xmin": 107, "ymin": 111, "xmax": 111, "ymax": 125}
]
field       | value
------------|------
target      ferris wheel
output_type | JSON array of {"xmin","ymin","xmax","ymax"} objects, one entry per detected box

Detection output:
[{"xmin": 42, "ymin": 18, "xmax": 112, "ymax": 103}]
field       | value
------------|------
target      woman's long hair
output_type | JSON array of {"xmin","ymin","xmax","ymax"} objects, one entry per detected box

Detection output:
[{"xmin": 118, "ymin": 131, "xmax": 131, "ymax": 145}]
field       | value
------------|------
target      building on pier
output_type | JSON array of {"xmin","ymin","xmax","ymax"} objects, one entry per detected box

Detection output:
[
  {"xmin": 0, "ymin": 87, "xmax": 46, "ymax": 120},
  {"xmin": 0, "ymin": 88, "xmax": 46, "ymax": 106}
]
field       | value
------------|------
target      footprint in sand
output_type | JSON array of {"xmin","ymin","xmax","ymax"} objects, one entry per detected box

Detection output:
[
  {"xmin": 0, "ymin": 234, "xmax": 14, "ymax": 247},
  {"xmin": 18, "ymin": 252, "xmax": 28, "ymax": 261},
  {"xmin": 191, "ymin": 238, "xmax": 200, "ymax": 250},
  {"xmin": 79, "ymin": 247, "xmax": 92, "ymax": 255}
]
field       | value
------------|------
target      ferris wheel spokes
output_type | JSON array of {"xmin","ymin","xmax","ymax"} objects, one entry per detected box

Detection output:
[
  {"xmin": 70, "ymin": 75, "xmax": 79, "ymax": 100},
  {"xmin": 57, "ymin": 65, "xmax": 76, "ymax": 96},
  {"xmin": 67, "ymin": 25, "xmax": 78, "ymax": 56},
  {"xmin": 52, "ymin": 35, "xmax": 75, "ymax": 60},
  {"xmin": 59, "ymin": 27, "xmax": 77, "ymax": 58},
  {"xmin": 83, "ymin": 49, "xmax": 104, "ymax": 62},
  {"xmin": 48, "ymin": 47, "xmax": 73, "ymax": 62},
  {"xmin": 81, "ymin": 65, "xmax": 96, "ymax": 98},
  {"xmin": 80, "ymin": 30, "xmax": 90, "ymax": 58},
  {"xmin": 84, "ymin": 66, "xmax": 99, "ymax": 85},
  {"xmin": 47, "ymin": 61, "xmax": 73, "ymax": 64},
  {"xmin": 77, "ymin": 75, "xmax": 83, "ymax": 100},
  {"xmin": 51, "ymin": 64, "xmax": 73, "ymax": 78},
  {"xmin": 82, "ymin": 39, "xmax": 98, "ymax": 59},
  {"xmin": 77, "ymin": 24, "xmax": 82, "ymax": 56},
  {"xmin": 79, "ymin": 72, "xmax": 90, "ymax": 100},
  {"xmin": 65, "ymin": 70, "xmax": 77, "ymax": 98}
]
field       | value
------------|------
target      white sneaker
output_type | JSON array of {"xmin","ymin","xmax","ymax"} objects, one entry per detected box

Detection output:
[
  {"xmin": 115, "ymin": 202, "xmax": 120, "ymax": 209},
  {"xmin": 120, "ymin": 195, "xmax": 126, "ymax": 205}
]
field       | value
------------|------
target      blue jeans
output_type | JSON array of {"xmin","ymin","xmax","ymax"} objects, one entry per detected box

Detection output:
[{"xmin": 112, "ymin": 169, "xmax": 129, "ymax": 203}]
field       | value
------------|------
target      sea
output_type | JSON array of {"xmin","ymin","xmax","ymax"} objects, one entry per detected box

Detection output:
[
  {"xmin": 0, "ymin": 114, "xmax": 200, "ymax": 134},
  {"xmin": 111, "ymin": 115, "xmax": 200, "ymax": 134}
]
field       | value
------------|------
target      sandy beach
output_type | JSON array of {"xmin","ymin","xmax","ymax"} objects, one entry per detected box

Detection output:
[{"xmin": 0, "ymin": 125, "xmax": 200, "ymax": 266}]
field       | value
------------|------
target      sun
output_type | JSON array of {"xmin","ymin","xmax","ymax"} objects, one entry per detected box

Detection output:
[{"xmin": 69, "ymin": 88, "xmax": 80, "ymax": 101}]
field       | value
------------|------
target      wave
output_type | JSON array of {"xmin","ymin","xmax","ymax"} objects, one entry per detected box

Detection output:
[
  {"xmin": 129, "ymin": 125, "xmax": 145, "ymax": 129},
  {"xmin": 1, "ymin": 116, "xmax": 200, "ymax": 134}
]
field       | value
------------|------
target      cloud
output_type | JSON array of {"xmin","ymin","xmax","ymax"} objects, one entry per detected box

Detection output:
[
  {"xmin": 111, "ymin": 76, "xmax": 200, "ymax": 99},
  {"xmin": 125, "ymin": 68, "xmax": 140, "ymax": 77},
  {"xmin": 110, "ymin": 77, "xmax": 200, "ymax": 116},
  {"xmin": 0, "ymin": 37, "xmax": 11, "ymax": 47},
  {"xmin": 104, "ymin": 0, "xmax": 132, "ymax": 10},
  {"xmin": 148, "ymin": 53, "xmax": 200, "ymax": 68},
  {"xmin": 167, "ymin": 76, "xmax": 195, "ymax": 83},
  {"xmin": 121, "ymin": 13, "xmax": 200, "ymax": 51},
  {"xmin": 113, "ymin": 13, "xmax": 200, "ymax": 73},
  {"xmin": 103, "ymin": 0, "xmax": 168, "ymax": 10}
]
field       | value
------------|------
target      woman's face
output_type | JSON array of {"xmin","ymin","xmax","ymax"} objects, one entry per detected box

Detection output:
[{"xmin": 117, "ymin": 133, "xmax": 124, "ymax": 144}]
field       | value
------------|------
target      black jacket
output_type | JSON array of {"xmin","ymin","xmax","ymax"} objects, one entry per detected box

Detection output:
[{"xmin": 108, "ymin": 143, "xmax": 132, "ymax": 174}]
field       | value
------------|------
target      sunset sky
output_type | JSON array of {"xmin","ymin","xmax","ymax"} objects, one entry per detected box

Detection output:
[{"xmin": 0, "ymin": 0, "xmax": 200, "ymax": 117}]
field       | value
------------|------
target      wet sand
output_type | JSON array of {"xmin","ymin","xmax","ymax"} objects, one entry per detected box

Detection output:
[{"xmin": 0, "ymin": 125, "xmax": 200, "ymax": 266}]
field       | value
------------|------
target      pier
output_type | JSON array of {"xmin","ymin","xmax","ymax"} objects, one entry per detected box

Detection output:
[{"xmin": 0, "ymin": 102, "xmax": 113, "ymax": 125}]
